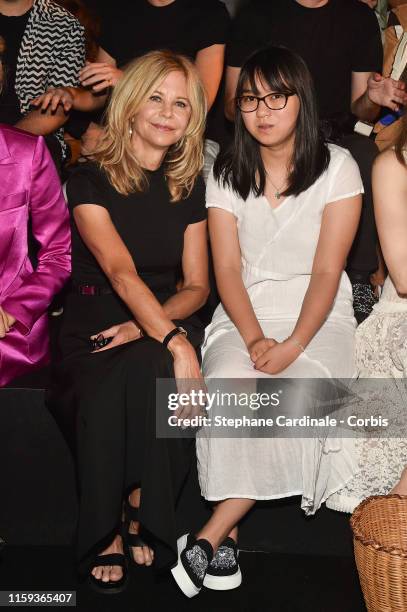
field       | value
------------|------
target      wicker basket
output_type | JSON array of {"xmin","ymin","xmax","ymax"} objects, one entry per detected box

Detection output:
[{"xmin": 350, "ymin": 495, "xmax": 407, "ymax": 612}]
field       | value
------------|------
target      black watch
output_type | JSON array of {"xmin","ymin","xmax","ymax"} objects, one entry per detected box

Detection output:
[{"xmin": 162, "ymin": 326, "xmax": 187, "ymax": 349}]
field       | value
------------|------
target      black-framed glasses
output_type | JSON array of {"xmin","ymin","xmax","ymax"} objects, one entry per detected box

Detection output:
[{"xmin": 236, "ymin": 92, "xmax": 295, "ymax": 113}]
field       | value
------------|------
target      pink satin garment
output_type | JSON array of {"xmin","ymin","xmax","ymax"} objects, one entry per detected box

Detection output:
[{"xmin": 0, "ymin": 125, "xmax": 71, "ymax": 386}]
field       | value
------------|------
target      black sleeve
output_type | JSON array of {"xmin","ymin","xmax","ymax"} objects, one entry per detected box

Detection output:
[
  {"xmin": 226, "ymin": 2, "xmax": 266, "ymax": 67},
  {"xmin": 66, "ymin": 163, "xmax": 110, "ymax": 212},
  {"xmin": 351, "ymin": 3, "xmax": 383, "ymax": 73},
  {"xmin": 188, "ymin": 175, "xmax": 207, "ymax": 224},
  {"xmin": 97, "ymin": 12, "xmax": 123, "ymax": 62},
  {"xmin": 387, "ymin": 11, "xmax": 400, "ymax": 28},
  {"xmin": 194, "ymin": 1, "xmax": 231, "ymax": 51}
]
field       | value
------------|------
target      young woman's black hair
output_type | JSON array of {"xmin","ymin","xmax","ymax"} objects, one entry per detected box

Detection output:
[{"xmin": 214, "ymin": 45, "xmax": 330, "ymax": 200}]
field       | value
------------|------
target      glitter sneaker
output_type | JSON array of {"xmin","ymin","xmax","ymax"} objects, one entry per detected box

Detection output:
[
  {"xmin": 171, "ymin": 533, "xmax": 213, "ymax": 598},
  {"xmin": 203, "ymin": 537, "xmax": 242, "ymax": 590}
]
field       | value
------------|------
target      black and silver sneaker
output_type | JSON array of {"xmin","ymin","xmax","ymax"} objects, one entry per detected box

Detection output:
[
  {"xmin": 171, "ymin": 533, "xmax": 213, "ymax": 598},
  {"xmin": 203, "ymin": 537, "xmax": 242, "ymax": 590}
]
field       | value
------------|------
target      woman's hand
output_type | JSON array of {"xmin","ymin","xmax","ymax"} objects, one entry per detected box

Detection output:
[
  {"xmin": 0, "ymin": 307, "xmax": 15, "ymax": 338},
  {"xmin": 79, "ymin": 62, "xmax": 124, "ymax": 92},
  {"xmin": 90, "ymin": 320, "xmax": 143, "ymax": 353},
  {"xmin": 31, "ymin": 88, "xmax": 74, "ymax": 113},
  {"xmin": 248, "ymin": 337, "xmax": 277, "ymax": 362},
  {"xmin": 253, "ymin": 339, "xmax": 302, "ymax": 375},
  {"xmin": 367, "ymin": 73, "xmax": 407, "ymax": 113},
  {"xmin": 168, "ymin": 334, "xmax": 207, "ymax": 423},
  {"xmin": 80, "ymin": 122, "xmax": 104, "ymax": 157}
]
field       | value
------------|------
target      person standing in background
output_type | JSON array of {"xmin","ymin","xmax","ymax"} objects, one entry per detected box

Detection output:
[{"xmin": 0, "ymin": 0, "xmax": 85, "ymax": 171}]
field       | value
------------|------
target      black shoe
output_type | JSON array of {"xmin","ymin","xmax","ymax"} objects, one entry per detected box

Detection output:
[
  {"xmin": 203, "ymin": 537, "xmax": 242, "ymax": 590},
  {"xmin": 88, "ymin": 553, "xmax": 128, "ymax": 594},
  {"xmin": 171, "ymin": 533, "xmax": 213, "ymax": 598}
]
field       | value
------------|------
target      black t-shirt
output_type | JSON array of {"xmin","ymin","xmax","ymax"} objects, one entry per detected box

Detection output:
[
  {"xmin": 66, "ymin": 162, "xmax": 207, "ymax": 289},
  {"xmin": 99, "ymin": 0, "xmax": 230, "ymax": 67},
  {"xmin": 227, "ymin": 0, "xmax": 383, "ymax": 119},
  {"xmin": 0, "ymin": 9, "xmax": 31, "ymax": 124}
]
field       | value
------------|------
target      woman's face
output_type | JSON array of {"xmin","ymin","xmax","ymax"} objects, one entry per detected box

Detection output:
[
  {"xmin": 131, "ymin": 70, "xmax": 192, "ymax": 153},
  {"xmin": 240, "ymin": 76, "xmax": 300, "ymax": 151}
]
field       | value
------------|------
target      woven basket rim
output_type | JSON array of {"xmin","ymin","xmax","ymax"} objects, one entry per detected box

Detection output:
[{"xmin": 351, "ymin": 494, "xmax": 407, "ymax": 558}]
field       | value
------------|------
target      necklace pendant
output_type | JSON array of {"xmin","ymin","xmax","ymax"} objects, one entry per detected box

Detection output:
[{"xmin": 275, "ymin": 191, "xmax": 281, "ymax": 200}]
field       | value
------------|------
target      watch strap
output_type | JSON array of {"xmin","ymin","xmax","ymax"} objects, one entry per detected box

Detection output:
[{"xmin": 162, "ymin": 326, "xmax": 187, "ymax": 349}]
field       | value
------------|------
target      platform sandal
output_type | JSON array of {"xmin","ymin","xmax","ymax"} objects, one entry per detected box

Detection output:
[
  {"xmin": 124, "ymin": 498, "xmax": 154, "ymax": 565},
  {"xmin": 88, "ymin": 552, "xmax": 128, "ymax": 594}
]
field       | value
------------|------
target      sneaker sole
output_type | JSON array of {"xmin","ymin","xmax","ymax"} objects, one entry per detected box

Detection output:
[
  {"xmin": 203, "ymin": 567, "xmax": 242, "ymax": 590},
  {"xmin": 171, "ymin": 534, "xmax": 201, "ymax": 598}
]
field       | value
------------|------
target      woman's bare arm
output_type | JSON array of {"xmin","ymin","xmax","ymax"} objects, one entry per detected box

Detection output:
[
  {"xmin": 195, "ymin": 44, "xmax": 225, "ymax": 111},
  {"xmin": 163, "ymin": 220, "xmax": 209, "ymax": 319},
  {"xmin": 254, "ymin": 194, "xmax": 362, "ymax": 374},
  {"xmin": 372, "ymin": 149, "xmax": 407, "ymax": 295},
  {"xmin": 290, "ymin": 194, "xmax": 362, "ymax": 347},
  {"xmin": 208, "ymin": 207, "xmax": 265, "ymax": 349},
  {"xmin": 31, "ymin": 86, "xmax": 107, "ymax": 114},
  {"xmin": 73, "ymin": 203, "xmax": 186, "ymax": 342}
]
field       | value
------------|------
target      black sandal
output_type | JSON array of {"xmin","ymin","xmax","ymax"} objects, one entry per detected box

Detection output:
[
  {"xmin": 88, "ymin": 552, "xmax": 128, "ymax": 594},
  {"xmin": 124, "ymin": 499, "xmax": 154, "ymax": 565}
]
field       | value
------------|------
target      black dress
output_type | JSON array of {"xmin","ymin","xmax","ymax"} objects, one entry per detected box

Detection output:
[{"xmin": 50, "ymin": 161, "xmax": 207, "ymax": 575}]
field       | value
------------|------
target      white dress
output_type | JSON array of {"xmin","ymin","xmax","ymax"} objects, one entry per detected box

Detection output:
[
  {"xmin": 196, "ymin": 144, "xmax": 364, "ymax": 514},
  {"xmin": 326, "ymin": 276, "xmax": 407, "ymax": 513}
]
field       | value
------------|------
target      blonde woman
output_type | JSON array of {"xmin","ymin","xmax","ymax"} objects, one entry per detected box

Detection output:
[{"xmin": 48, "ymin": 51, "xmax": 209, "ymax": 592}]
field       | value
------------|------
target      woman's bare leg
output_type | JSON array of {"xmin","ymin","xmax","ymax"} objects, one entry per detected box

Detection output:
[
  {"xmin": 196, "ymin": 498, "xmax": 255, "ymax": 554},
  {"xmin": 390, "ymin": 466, "xmax": 407, "ymax": 495},
  {"xmin": 91, "ymin": 534, "xmax": 124, "ymax": 583},
  {"xmin": 128, "ymin": 487, "xmax": 154, "ymax": 566}
]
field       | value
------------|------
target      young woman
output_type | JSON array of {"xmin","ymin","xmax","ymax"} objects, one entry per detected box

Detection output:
[
  {"xmin": 171, "ymin": 46, "xmax": 363, "ymax": 597},
  {"xmin": 0, "ymin": 36, "xmax": 71, "ymax": 387},
  {"xmin": 326, "ymin": 111, "xmax": 407, "ymax": 513},
  {"xmin": 49, "ymin": 50, "xmax": 209, "ymax": 592}
]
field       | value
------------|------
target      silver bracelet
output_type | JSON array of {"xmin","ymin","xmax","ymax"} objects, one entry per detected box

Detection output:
[{"xmin": 286, "ymin": 336, "xmax": 305, "ymax": 352}]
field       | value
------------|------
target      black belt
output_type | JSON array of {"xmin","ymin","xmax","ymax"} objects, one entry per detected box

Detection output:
[{"xmin": 72, "ymin": 283, "xmax": 113, "ymax": 296}]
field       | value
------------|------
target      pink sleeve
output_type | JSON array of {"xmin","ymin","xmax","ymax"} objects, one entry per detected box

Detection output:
[{"xmin": 1, "ymin": 137, "xmax": 71, "ymax": 335}]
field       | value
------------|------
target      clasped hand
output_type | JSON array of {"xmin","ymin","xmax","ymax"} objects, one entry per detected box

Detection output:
[{"xmin": 248, "ymin": 337, "xmax": 302, "ymax": 375}]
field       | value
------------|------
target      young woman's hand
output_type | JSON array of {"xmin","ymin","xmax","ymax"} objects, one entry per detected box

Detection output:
[
  {"xmin": 168, "ymin": 334, "xmax": 207, "ymax": 422},
  {"xmin": 90, "ymin": 320, "xmax": 143, "ymax": 352},
  {"xmin": 253, "ymin": 339, "xmax": 302, "ymax": 375},
  {"xmin": 248, "ymin": 337, "xmax": 277, "ymax": 362}
]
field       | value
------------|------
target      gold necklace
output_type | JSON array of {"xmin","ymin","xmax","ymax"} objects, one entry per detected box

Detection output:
[{"xmin": 266, "ymin": 171, "xmax": 287, "ymax": 200}]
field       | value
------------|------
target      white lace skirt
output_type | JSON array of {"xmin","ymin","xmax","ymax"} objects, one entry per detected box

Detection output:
[{"xmin": 327, "ymin": 278, "xmax": 407, "ymax": 513}]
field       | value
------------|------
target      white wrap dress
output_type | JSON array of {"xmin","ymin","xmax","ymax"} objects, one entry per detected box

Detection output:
[{"xmin": 197, "ymin": 144, "xmax": 364, "ymax": 513}]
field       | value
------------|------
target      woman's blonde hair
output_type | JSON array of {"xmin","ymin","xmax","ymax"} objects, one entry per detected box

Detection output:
[{"xmin": 94, "ymin": 50, "xmax": 207, "ymax": 201}]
